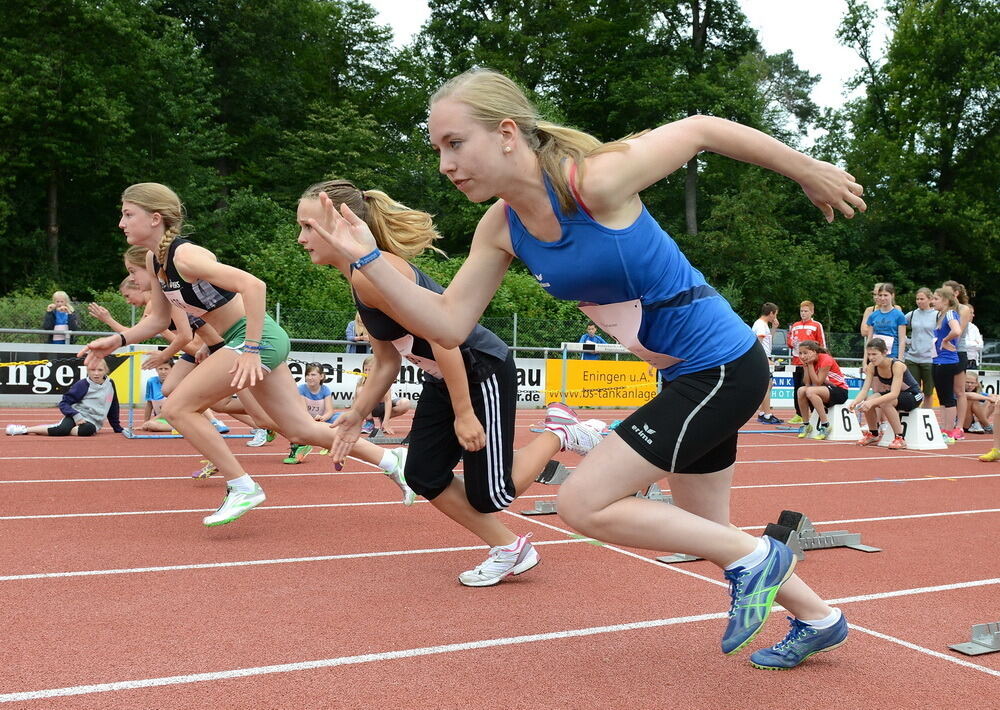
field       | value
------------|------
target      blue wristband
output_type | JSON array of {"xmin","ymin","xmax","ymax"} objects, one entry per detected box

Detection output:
[{"xmin": 351, "ymin": 248, "xmax": 381, "ymax": 271}]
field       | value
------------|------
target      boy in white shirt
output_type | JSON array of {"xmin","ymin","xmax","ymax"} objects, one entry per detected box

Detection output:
[{"xmin": 753, "ymin": 302, "xmax": 782, "ymax": 425}]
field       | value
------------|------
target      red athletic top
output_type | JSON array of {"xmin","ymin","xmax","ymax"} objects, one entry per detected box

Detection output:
[
  {"xmin": 789, "ymin": 319, "xmax": 826, "ymax": 366},
  {"xmin": 813, "ymin": 353, "xmax": 847, "ymax": 389}
]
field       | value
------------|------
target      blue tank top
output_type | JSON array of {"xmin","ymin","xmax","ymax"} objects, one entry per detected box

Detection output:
[{"xmin": 506, "ymin": 174, "xmax": 756, "ymax": 380}]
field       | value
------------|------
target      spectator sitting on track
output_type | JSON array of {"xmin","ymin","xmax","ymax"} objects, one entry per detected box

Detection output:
[
  {"xmin": 43, "ymin": 290, "xmax": 82, "ymax": 344},
  {"xmin": 961, "ymin": 371, "xmax": 995, "ymax": 435},
  {"xmin": 363, "ymin": 354, "xmax": 411, "ymax": 435},
  {"xmin": 904, "ymin": 287, "xmax": 937, "ymax": 409},
  {"xmin": 140, "ymin": 361, "xmax": 175, "ymax": 432},
  {"xmin": 355, "ymin": 354, "xmax": 411, "ymax": 436},
  {"xmin": 577, "ymin": 322, "xmax": 607, "ymax": 360},
  {"xmin": 795, "ymin": 340, "xmax": 849, "ymax": 441},
  {"xmin": 850, "ymin": 339, "xmax": 924, "ymax": 450},
  {"xmin": 787, "ymin": 300, "xmax": 826, "ymax": 424},
  {"xmin": 5, "ymin": 358, "xmax": 122, "ymax": 437},
  {"xmin": 752, "ymin": 302, "xmax": 782, "ymax": 425}
]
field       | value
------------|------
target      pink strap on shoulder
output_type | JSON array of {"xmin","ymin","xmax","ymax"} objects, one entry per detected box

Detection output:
[{"xmin": 568, "ymin": 162, "xmax": 595, "ymax": 219}]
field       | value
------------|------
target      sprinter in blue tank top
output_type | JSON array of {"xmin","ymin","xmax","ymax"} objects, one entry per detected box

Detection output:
[{"xmin": 306, "ymin": 69, "xmax": 867, "ymax": 669}]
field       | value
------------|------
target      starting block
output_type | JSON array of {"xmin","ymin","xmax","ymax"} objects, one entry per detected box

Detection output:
[
  {"xmin": 808, "ymin": 403, "xmax": 859, "ymax": 441},
  {"xmin": 764, "ymin": 510, "xmax": 881, "ymax": 560},
  {"xmin": 877, "ymin": 409, "xmax": 947, "ymax": 450},
  {"xmin": 521, "ymin": 460, "xmax": 571, "ymax": 515},
  {"xmin": 950, "ymin": 622, "xmax": 1000, "ymax": 655},
  {"xmin": 367, "ymin": 429, "xmax": 408, "ymax": 445},
  {"xmin": 521, "ymin": 463, "xmax": 672, "ymax": 516}
]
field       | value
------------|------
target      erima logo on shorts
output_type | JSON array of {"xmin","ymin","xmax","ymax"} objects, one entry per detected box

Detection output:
[
  {"xmin": 631, "ymin": 422, "xmax": 656, "ymax": 444},
  {"xmin": 533, "ymin": 273, "xmax": 551, "ymax": 287}
]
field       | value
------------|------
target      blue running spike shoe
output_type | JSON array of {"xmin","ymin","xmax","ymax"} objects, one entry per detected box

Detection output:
[
  {"xmin": 721, "ymin": 536, "xmax": 797, "ymax": 655},
  {"xmin": 750, "ymin": 614, "xmax": 849, "ymax": 669}
]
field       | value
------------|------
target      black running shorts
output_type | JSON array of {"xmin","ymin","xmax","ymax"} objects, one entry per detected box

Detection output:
[
  {"xmin": 615, "ymin": 344, "xmax": 769, "ymax": 474},
  {"xmin": 404, "ymin": 352, "xmax": 516, "ymax": 513}
]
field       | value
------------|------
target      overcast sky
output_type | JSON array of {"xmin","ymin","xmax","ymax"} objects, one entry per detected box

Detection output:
[{"xmin": 365, "ymin": 0, "xmax": 889, "ymax": 111}]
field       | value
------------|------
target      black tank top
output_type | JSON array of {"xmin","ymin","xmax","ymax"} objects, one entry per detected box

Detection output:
[
  {"xmin": 167, "ymin": 314, "xmax": 207, "ymax": 333},
  {"xmin": 353, "ymin": 263, "xmax": 508, "ymax": 384},
  {"xmin": 873, "ymin": 359, "xmax": 922, "ymax": 397},
  {"xmin": 152, "ymin": 238, "xmax": 237, "ymax": 317}
]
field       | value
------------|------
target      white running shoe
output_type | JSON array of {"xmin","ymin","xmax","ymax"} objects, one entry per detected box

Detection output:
[
  {"xmin": 246, "ymin": 428, "xmax": 268, "ymax": 447},
  {"xmin": 458, "ymin": 534, "xmax": 539, "ymax": 587},
  {"xmin": 385, "ymin": 446, "xmax": 417, "ymax": 506},
  {"xmin": 6, "ymin": 424, "xmax": 27, "ymax": 436},
  {"xmin": 544, "ymin": 404, "xmax": 603, "ymax": 455},
  {"xmin": 203, "ymin": 484, "xmax": 266, "ymax": 526},
  {"xmin": 968, "ymin": 422, "xmax": 985, "ymax": 434},
  {"xmin": 581, "ymin": 419, "xmax": 610, "ymax": 435}
]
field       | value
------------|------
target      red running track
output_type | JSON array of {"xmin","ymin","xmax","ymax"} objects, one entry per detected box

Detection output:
[{"xmin": 1, "ymin": 406, "xmax": 998, "ymax": 708}]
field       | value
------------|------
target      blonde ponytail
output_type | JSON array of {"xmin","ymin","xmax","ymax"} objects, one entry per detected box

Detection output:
[
  {"xmin": 432, "ymin": 68, "xmax": 633, "ymax": 213},
  {"xmin": 301, "ymin": 180, "xmax": 445, "ymax": 260}
]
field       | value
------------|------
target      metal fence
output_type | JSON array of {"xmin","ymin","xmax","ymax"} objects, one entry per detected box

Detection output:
[{"xmin": 2, "ymin": 298, "xmax": 998, "ymax": 365}]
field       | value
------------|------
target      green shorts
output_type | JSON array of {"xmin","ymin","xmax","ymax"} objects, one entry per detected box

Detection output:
[{"xmin": 222, "ymin": 314, "xmax": 291, "ymax": 371}]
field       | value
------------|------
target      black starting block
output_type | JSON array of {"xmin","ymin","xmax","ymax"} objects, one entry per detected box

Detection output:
[
  {"xmin": 522, "ymin": 463, "xmax": 673, "ymax": 516},
  {"xmin": 367, "ymin": 429, "xmax": 408, "ymax": 446},
  {"xmin": 657, "ymin": 509, "xmax": 881, "ymax": 565},
  {"xmin": 522, "ymin": 460, "xmax": 570, "ymax": 515},
  {"xmin": 764, "ymin": 510, "xmax": 881, "ymax": 560}
]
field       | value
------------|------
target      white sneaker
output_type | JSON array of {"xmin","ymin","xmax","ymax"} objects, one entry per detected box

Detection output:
[
  {"xmin": 968, "ymin": 422, "xmax": 985, "ymax": 434},
  {"xmin": 458, "ymin": 534, "xmax": 539, "ymax": 587},
  {"xmin": 581, "ymin": 419, "xmax": 609, "ymax": 435},
  {"xmin": 544, "ymin": 404, "xmax": 603, "ymax": 455},
  {"xmin": 203, "ymin": 484, "xmax": 266, "ymax": 526},
  {"xmin": 385, "ymin": 446, "xmax": 417, "ymax": 506},
  {"xmin": 6, "ymin": 424, "xmax": 27, "ymax": 436},
  {"xmin": 246, "ymin": 428, "xmax": 268, "ymax": 447}
]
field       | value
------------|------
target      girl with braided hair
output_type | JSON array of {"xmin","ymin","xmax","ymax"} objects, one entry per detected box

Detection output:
[{"xmin": 80, "ymin": 183, "xmax": 412, "ymax": 526}]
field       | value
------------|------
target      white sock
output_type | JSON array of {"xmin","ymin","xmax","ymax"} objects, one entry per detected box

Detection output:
[
  {"xmin": 725, "ymin": 537, "xmax": 769, "ymax": 571},
  {"xmin": 758, "ymin": 411, "xmax": 765, "ymax": 417},
  {"xmin": 229, "ymin": 474, "xmax": 255, "ymax": 493},
  {"xmin": 379, "ymin": 451, "xmax": 398, "ymax": 473},
  {"xmin": 545, "ymin": 425, "xmax": 568, "ymax": 448},
  {"xmin": 801, "ymin": 608, "xmax": 842, "ymax": 629}
]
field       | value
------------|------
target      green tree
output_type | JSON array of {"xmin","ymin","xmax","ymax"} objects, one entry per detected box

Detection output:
[
  {"xmin": 823, "ymin": 0, "xmax": 1000, "ymax": 328},
  {"xmin": 0, "ymin": 0, "xmax": 223, "ymax": 294}
]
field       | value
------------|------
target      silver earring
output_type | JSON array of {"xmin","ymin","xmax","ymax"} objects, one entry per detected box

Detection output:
[{"xmin": 504, "ymin": 146, "xmax": 512, "ymax": 153}]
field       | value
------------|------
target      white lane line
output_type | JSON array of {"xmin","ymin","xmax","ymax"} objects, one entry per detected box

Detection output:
[
  {"xmin": 4, "ymin": 500, "xmax": 999, "ymax": 525},
  {"xmin": 828, "ymin": 577, "xmax": 1000, "ymax": 605},
  {"xmin": 741, "ymin": 453, "xmax": 982, "ymax": 464},
  {"xmin": 738, "ymin": 507, "xmax": 1000, "ymax": 531},
  {"xmin": 4, "ymin": 580, "xmax": 999, "ymax": 703},
  {"xmin": 0, "ymin": 611, "xmax": 726, "ymax": 704},
  {"xmin": 3, "ymin": 450, "xmax": 984, "ymax": 465},
  {"xmin": 504, "ymin": 510, "xmax": 729, "ymax": 588},
  {"xmin": 0, "ymin": 538, "xmax": 589, "ymax": 582},
  {"xmin": 5, "ymin": 471, "xmax": 998, "ymax": 489},
  {"xmin": 848, "ymin": 624, "xmax": 1000, "ymax": 678}
]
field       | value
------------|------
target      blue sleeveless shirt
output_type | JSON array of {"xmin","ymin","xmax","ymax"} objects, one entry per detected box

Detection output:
[{"xmin": 506, "ymin": 174, "xmax": 755, "ymax": 381}]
